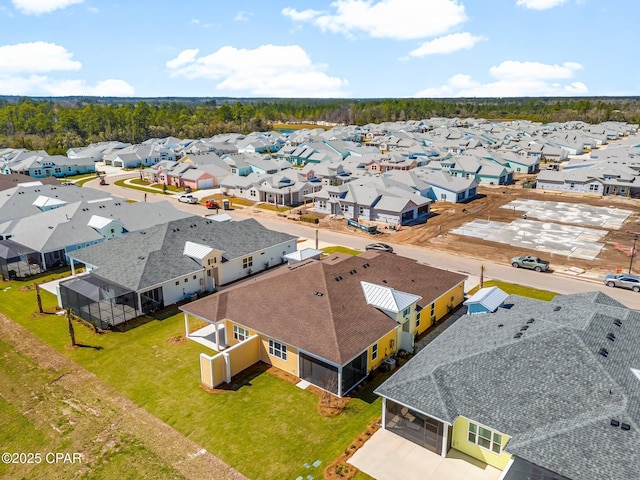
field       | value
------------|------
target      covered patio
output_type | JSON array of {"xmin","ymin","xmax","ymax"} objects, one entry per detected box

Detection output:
[
  {"xmin": 184, "ymin": 313, "xmax": 227, "ymax": 352},
  {"xmin": 348, "ymin": 429, "xmax": 502, "ymax": 480}
]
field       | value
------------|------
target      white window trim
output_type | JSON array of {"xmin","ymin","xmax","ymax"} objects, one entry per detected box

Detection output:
[
  {"xmin": 468, "ymin": 421, "xmax": 502, "ymax": 455},
  {"xmin": 233, "ymin": 325, "xmax": 249, "ymax": 342},
  {"xmin": 372, "ymin": 343, "xmax": 378, "ymax": 361},
  {"xmin": 268, "ymin": 339, "xmax": 287, "ymax": 360}
]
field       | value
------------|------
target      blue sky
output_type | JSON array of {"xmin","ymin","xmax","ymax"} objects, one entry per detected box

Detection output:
[{"xmin": 1, "ymin": 0, "xmax": 638, "ymax": 98}]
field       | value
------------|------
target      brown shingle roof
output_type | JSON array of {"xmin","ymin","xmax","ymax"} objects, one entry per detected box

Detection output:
[{"xmin": 182, "ymin": 252, "xmax": 466, "ymax": 365}]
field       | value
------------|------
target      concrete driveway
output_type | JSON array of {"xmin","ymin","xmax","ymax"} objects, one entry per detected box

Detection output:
[{"xmin": 348, "ymin": 429, "xmax": 502, "ymax": 480}]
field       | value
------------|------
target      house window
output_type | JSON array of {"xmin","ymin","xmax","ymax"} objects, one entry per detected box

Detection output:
[
  {"xmin": 242, "ymin": 256, "xmax": 253, "ymax": 269},
  {"xmin": 193, "ymin": 275, "xmax": 197, "ymax": 280},
  {"xmin": 34, "ymin": 170, "xmax": 42, "ymax": 176},
  {"xmin": 250, "ymin": 190, "xmax": 256, "ymax": 197},
  {"xmin": 54, "ymin": 167, "xmax": 62, "ymax": 173},
  {"xmin": 340, "ymin": 204, "xmax": 348, "ymax": 213},
  {"xmin": 589, "ymin": 184, "xmax": 599, "ymax": 191},
  {"xmin": 184, "ymin": 278, "xmax": 188, "ymax": 283},
  {"xmin": 403, "ymin": 307, "xmax": 411, "ymax": 317},
  {"xmin": 233, "ymin": 325, "xmax": 249, "ymax": 341},
  {"xmin": 569, "ymin": 182, "xmax": 575, "ymax": 189},
  {"xmin": 416, "ymin": 311, "xmax": 421, "ymax": 328},
  {"xmin": 468, "ymin": 422, "xmax": 502, "ymax": 454},
  {"xmin": 358, "ymin": 206, "xmax": 364, "ymax": 215},
  {"xmin": 268, "ymin": 339, "xmax": 287, "ymax": 360},
  {"xmin": 175, "ymin": 281, "xmax": 179, "ymax": 286},
  {"xmin": 319, "ymin": 201, "xmax": 326, "ymax": 209},
  {"xmin": 372, "ymin": 343, "xmax": 378, "ymax": 361},
  {"xmin": 430, "ymin": 303, "xmax": 435, "ymax": 317}
]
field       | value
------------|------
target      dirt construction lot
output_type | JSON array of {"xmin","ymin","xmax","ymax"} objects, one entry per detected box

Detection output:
[{"xmin": 317, "ymin": 185, "xmax": 640, "ymax": 277}]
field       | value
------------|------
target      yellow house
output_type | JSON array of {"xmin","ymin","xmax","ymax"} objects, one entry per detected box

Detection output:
[
  {"xmin": 375, "ymin": 291, "xmax": 640, "ymax": 479},
  {"xmin": 181, "ymin": 250, "xmax": 466, "ymax": 396}
]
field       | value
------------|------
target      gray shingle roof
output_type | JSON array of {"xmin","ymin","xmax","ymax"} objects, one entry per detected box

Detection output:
[
  {"xmin": 70, "ymin": 217, "xmax": 296, "ymax": 290},
  {"xmin": 376, "ymin": 291, "xmax": 640, "ymax": 480}
]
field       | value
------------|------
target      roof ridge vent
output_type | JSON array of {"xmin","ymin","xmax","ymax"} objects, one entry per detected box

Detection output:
[
  {"xmin": 621, "ymin": 423, "xmax": 631, "ymax": 431},
  {"xmin": 606, "ymin": 332, "xmax": 616, "ymax": 342},
  {"xmin": 611, "ymin": 419, "xmax": 620, "ymax": 427},
  {"xmin": 554, "ymin": 306, "xmax": 561, "ymax": 312},
  {"xmin": 598, "ymin": 347, "xmax": 609, "ymax": 358},
  {"xmin": 526, "ymin": 318, "xmax": 535, "ymax": 324},
  {"xmin": 614, "ymin": 319, "xmax": 622, "ymax": 327},
  {"xmin": 335, "ymin": 276, "xmax": 343, "ymax": 281},
  {"xmin": 513, "ymin": 332, "xmax": 523, "ymax": 339},
  {"xmin": 313, "ymin": 291, "xmax": 324, "ymax": 296},
  {"xmin": 349, "ymin": 269, "xmax": 357, "ymax": 275}
]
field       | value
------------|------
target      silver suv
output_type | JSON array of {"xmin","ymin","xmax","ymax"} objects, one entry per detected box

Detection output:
[{"xmin": 604, "ymin": 273, "xmax": 640, "ymax": 292}]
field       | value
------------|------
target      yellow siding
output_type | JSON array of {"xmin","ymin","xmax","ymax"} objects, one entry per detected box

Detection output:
[
  {"xmin": 369, "ymin": 329, "xmax": 398, "ymax": 370},
  {"xmin": 228, "ymin": 336, "xmax": 260, "ymax": 377},
  {"xmin": 451, "ymin": 416, "xmax": 512, "ymax": 470},
  {"xmin": 200, "ymin": 354, "xmax": 213, "ymax": 387},
  {"xmin": 259, "ymin": 336, "xmax": 299, "ymax": 377},
  {"xmin": 211, "ymin": 354, "xmax": 226, "ymax": 386},
  {"xmin": 225, "ymin": 319, "xmax": 256, "ymax": 347}
]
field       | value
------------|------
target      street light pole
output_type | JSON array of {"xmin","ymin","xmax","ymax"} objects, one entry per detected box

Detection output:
[{"xmin": 629, "ymin": 235, "xmax": 638, "ymax": 274}]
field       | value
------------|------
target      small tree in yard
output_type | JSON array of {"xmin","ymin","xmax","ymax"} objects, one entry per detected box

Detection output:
[{"xmin": 66, "ymin": 307, "xmax": 76, "ymax": 346}]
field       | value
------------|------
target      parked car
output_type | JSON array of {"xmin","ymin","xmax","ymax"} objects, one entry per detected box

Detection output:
[
  {"xmin": 178, "ymin": 194, "xmax": 198, "ymax": 204},
  {"xmin": 511, "ymin": 255, "xmax": 549, "ymax": 272},
  {"xmin": 366, "ymin": 243, "xmax": 394, "ymax": 253},
  {"xmin": 604, "ymin": 273, "xmax": 640, "ymax": 292}
]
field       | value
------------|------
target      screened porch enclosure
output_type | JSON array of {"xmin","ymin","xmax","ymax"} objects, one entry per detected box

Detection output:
[
  {"xmin": 300, "ymin": 350, "xmax": 368, "ymax": 397},
  {"xmin": 0, "ymin": 240, "xmax": 42, "ymax": 279},
  {"xmin": 60, "ymin": 274, "xmax": 138, "ymax": 330},
  {"xmin": 385, "ymin": 399, "xmax": 445, "ymax": 455}
]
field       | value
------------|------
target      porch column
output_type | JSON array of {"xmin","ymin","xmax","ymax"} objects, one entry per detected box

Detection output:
[
  {"xmin": 381, "ymin": 398, "xmax": 387, "ymax": 428},
  {"xmin": 441, "ymin": 424, "xmax": 448, "ymax": 458},
  {"xmin": 41, "ymin": 253, "xmax": 47, "ymax": 271},
  {"xmin": 215, "ymin": 322, "xmax": 220, "ymax": 351},
  {"xmin": 70, "ymin": 259, "xmax": 76, "ymax": 276},
  {"xmin": 137, "ymin": 292, "xmax": 143, "ymax": 314},
  {"xmin": 184, "ymin": 312, "xmax": 190, "ymax": 338},
  {"xmin": 337, "ymin": 367, "xmax": 343, "ymax": 397}
]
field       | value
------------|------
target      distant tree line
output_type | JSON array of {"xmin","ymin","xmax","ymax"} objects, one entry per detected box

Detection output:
[{"xmin": 0, "ymin": 96, "xmax": 639, "ymax": 155}]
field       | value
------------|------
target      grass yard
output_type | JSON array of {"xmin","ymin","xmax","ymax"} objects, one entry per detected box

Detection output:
[
  {"xmin": 0, "ymin": 335, "xmax": 194, "ymax": 480},
  {"xmin": 322, "ymin": 246, "xmax": 362, "ymax": 256},
  {"xmin": 113, "ymin": 179, "xmax": 172, "ymax": 195},
  {"xmin": 468, "ymin": 279, "xmax": 558, "ymax": 301},
  {"xmin": 255, "ymin": 203, "xmax": 292, "ymax": 213},
  {"xmin": 0, "ymin": 274, "xmax": 382, "ymax": 480}
]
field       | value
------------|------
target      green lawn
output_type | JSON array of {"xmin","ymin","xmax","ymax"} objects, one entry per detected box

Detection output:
[
  {"xmin": 0, "ymin": 274, "xmax": 382, "ymax": 480},
  {"xmin": 322, "ymin": 245, "xmax": 362, "ymax": 256},
  {"xmin": 468, "ymin": 279, "xmax": 558, "ymax": 301},
  {"xmin": 255, "ymin": 203, "xmax": 292, "ymax": 213}
]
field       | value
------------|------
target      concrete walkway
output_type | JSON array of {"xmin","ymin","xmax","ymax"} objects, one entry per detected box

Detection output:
[{"xmin": 348, "ymin": 429, "xmax": 501, "ymax": 480}]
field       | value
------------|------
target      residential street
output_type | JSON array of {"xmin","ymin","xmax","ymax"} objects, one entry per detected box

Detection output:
[{"xmin": 94, "ymin": 174, "xmax": 640, "ymax": 311}]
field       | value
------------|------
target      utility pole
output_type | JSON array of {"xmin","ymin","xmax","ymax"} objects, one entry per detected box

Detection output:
[
  {"xmin": 67, "ymin": 307, "xmax": 76, "ymax": 347},
  {"xmin": 480, "ymin": 264, "xmax": 485, "ymax": 289},
  {"xmin": 629, "ymin": 235, "xmax": 638, "ymax": 274},
  {"xmin": 35, "ymin": 283, "xmax": 43, "ymax": 313}
]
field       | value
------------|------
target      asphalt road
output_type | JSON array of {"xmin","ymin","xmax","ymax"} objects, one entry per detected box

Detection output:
[{"xmin": 93, "ymin": 174, "xmax": 640, "ymax": 311}]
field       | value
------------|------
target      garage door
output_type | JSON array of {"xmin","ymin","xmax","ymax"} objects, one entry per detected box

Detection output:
[{"xmin": 198, "ymin": 178, "xmax": 214, "ymax": 189}]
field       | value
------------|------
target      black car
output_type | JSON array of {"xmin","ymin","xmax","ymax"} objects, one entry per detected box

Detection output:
[{"xmin": 365, "ymin": 243, "xmax": 394, "ymax": 253}]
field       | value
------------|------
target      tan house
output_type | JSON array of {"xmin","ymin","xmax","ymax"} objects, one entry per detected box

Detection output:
[{"xmin": 181, "ymin": 251, "xmax": 466, "ymax": 397}]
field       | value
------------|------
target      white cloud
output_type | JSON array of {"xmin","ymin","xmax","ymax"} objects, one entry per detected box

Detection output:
[
  {"xmin": 409, "ymin": 32, "xmax": 486, "ymax": 57},
  {"xmin": 166, "ymin": 44, "xmax": 348, "ymax": 97},
  {"xmin": 489, "ymin": 61, "xmax": 582, "ymax": 80},
  {"xmin": 282, "ymin": 0, "xmax": 467, "ymax": 40},
  {"xmin": 0, "ymin": 75, "xmax": 135, "ymax": 96},
  {"xmin": 415, "ymin": 60, "xmax": 587, "ymax": 97},
  {"xmin": 516, "ymin": 0, "xmax": 567, "ymax": 10},
  {"xmin": 166, "ymin": 49, "xmax": 199, "ymax": 69},
  {"xmin": 234, "ymin": 10, "xmax": 252, "ymax": 21},
  {"xmin": 0, "ymin": 41, "xmax": 133, "ymax": 96},
  {"xmin": 12, "ymin": 0, "xmax": 83, "ymax": 15},
  {"xmin": 0, "ymin": 42, "xmax": 81, "ymax": 73}
]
